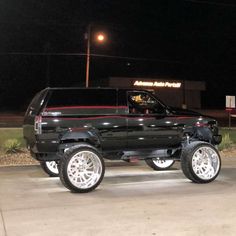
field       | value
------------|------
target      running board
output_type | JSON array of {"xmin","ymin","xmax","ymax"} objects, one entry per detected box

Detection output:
[{"xmin": 120, "ymin": 149, "xmax": 180, "ymax": 161}]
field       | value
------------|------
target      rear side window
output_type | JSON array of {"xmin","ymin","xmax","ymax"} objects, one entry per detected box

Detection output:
[{"xmin": 44, "ymin": 89, "xmax": 117, "ymax": 115}]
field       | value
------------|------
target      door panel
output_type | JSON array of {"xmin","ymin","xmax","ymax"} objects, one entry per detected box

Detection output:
[
  {"xmin": 91, "ymin": 116, "xmax": 127, "ymax": 151},
  {"xmin": 127, "ymin": 114, "xmax": 181, "ymax": 149},
  {"xmin": 126, "ymin": 91, "xmax": 182, "ymax": 149}
]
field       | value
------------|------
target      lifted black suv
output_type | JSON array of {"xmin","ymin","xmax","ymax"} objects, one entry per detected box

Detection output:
[{"xmin": 23, "ymin": 88, "xmax": 222, "ymax": 193}]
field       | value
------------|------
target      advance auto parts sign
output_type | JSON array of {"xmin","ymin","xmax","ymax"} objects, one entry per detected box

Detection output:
[{"xmin": 133, "ymin": 80, "xmax": 181, "ymax": 88}]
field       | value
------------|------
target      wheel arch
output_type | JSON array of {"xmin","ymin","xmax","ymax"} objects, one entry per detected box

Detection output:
[
  {"xmin": 58, "ymin": 129, "xmax": 101, "ymax": 153},
  {"xmin": 184, "ymin": 126, "xmax": 219, "ymax": 145},
  {"xmin": 59, "ymin": 142, "xmax": 101, "ymax": 155}
]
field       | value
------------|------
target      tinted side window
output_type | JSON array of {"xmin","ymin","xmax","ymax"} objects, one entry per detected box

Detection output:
[
  {"xmin": 117, "ymin": 90, "xmax": 129, "ymax": 114},
  {"xmin": 45, "ymin": 89, "xmax": 117, "ymax": 115},
  {"xmin": 127, "ymin": 91, "xmax": 166, "ymax": 114},
  {"xmin": 47, "ymin": 89, "xmax": 116, "ymax": 107}
]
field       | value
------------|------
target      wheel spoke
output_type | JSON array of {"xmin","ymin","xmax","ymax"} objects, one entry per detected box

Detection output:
[{"xmin": 192, "ymin": 146, "xmax": 220, "ymax": 180}]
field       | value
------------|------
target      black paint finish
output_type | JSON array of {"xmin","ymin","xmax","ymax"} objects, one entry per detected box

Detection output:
[{"xmin": 23, "ymin": 88, "xmax": 221, "ymax": 161}]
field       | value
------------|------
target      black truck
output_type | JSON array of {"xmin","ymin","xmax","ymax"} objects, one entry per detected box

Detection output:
[{"xmin": 23, "ymin": 87, "xmax": 222, "ymax": 193}]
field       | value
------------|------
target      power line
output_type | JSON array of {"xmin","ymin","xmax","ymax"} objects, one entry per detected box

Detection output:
[
  {"xmin": 1, "ymin": 51, "xmax": 235, "ymax": 66},
  {"xmin": 0, "ymin": 19, "xmax": 84, "ymax": 27},
  {"xmin": 184, "ymin": 0, "xmax": 236, "ymax": 7},
  {"xmin": 90, "ymin": 54, "xmax": 184, "ymax": 64},
  {"xmin": 0, "ymin": 51, "xmax": 234, "ymax": 67},
  {"xmin": 0, "ymin": 52, "xmax": 85, "ymax": 56},
  {"xmin": 0, "ymin": 52, "xmax": 185, "ymax": 64}
]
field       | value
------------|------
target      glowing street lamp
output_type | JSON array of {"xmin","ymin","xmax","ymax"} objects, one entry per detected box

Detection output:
[
  {"xmin": 85, "ymin": 25, "xmax": 106, "ymax": 88},
  {"xmin": 96, "ymin": 33, "xmax": 105, "ymax": 42}
]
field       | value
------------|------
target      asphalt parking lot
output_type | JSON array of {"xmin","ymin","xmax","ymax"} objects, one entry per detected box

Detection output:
[{"xmin": 1, "ymin": 157, "xmax": 236, "ymax": 236}]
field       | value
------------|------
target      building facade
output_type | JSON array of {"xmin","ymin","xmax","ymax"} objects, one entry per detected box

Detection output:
[{"xmin": 109, "ymin": 77, "xmax": 206, "ymax": 109}]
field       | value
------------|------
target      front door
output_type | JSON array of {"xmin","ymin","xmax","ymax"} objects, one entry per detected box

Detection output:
[{"xmin": 126, "ymin": 91, "xmax": 181, "ymax": 150}]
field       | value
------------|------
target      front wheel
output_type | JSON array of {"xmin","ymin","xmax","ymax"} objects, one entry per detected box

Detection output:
[
  {"xmin": 40, "ymin": 161, "xmax": 59, "ymax": 177},
  {"xmin": 59, "ymin": 147, "xmax": 105, "ymax": 193},
  {"xmin": 181, "ymin": 142, "xmax": 221, "ymax": 183},
  {"xmin": 145, "ymin": 158, "xmax": 175, "ymax": 170}
]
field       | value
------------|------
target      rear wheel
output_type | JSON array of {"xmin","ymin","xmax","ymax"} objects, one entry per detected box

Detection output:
[
  {"xmin": 40, "ymin": 161, "xmax": 59, "ymax": 177},
  {"xmin": 59, "ymin": 147, "xmax": 105, "ymax": 193},
  {"xmin": 181, "ymin": 142, "xmax": 221, "ymax": 183},
  {"xmin": 145, "ymin": 158, "xmax": 175, "ymax": 170}
]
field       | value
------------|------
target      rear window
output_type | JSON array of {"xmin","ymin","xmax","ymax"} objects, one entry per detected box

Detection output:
[
  {"xmin": 25, "ymin": 90, "xmax": 48, "ymax": 116},
  {"xmin": 44, "ymin": 89, "xmax": 118, "ymax": 115}
]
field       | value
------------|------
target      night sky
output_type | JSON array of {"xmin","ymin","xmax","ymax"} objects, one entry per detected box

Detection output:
[{"xmin": 0, "ymin": 0, "xmax": 235, "ymax": 110}]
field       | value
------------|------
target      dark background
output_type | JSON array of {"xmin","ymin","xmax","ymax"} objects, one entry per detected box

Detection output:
[{"xmin": 0, "ymin": 0, "xmax": 235, "ymax": 110}]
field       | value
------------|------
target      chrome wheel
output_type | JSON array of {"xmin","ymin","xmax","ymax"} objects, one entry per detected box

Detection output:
[
  {"xmin": 152, "ymin": 159, "xmax": 175, "ymax": 169},
  {"xmin": 67, "ymin": 150, "xmax": 103, "ymax": 190},
  {"xmin": 45, "ymin": 161, "xmax": 59, "ymax": 175},
  {"xmin": 181, "ymin": 142, "xmax": 221, "ymax": 183},
  {"xmin": 192, "ymin": 146, "xmax": 220, "ymax": 180},
  {"xmin": 145, "ymin": 158, "xmax": 175, "ymax": 170},
  {"xmin": 40, "ymin": 160, "xmax": 59, "ymax": 177}
]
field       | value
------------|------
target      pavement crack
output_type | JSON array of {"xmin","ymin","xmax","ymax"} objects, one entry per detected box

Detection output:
[{"xmin": 0, "ymin": 208, "xmax": 7, "ymax": 236}]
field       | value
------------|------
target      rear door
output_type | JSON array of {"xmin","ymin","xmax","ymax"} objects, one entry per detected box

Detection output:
[{"xmin": 126, "ymin": 91, "xmax": 182, "ymax": 149}]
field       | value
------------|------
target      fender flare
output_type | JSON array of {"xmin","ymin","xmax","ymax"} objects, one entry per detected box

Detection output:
[
  {"xmin": 59, "ymin": 142, "xmax": 101, "ymax": 154},
  {"xmin": 183, "ymin": 126, "xmax": 214, "ymax": 143},
  {"xmin": 193, "ymin": 126, "xmax": 213, "ymax": 143},
  {"xmin": 61, "ymin": 129, "xmax": 101, "ymax": 145},
  {"xmin": 58, "ymin": 129, "xmax": 101, "ymax": 154}
]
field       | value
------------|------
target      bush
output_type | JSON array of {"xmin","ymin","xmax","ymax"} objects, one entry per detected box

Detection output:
[
  {"xmin": 3, "ymin": 139, "xmax": 21, "ymax": 153},
  {"xmin": 219, "ymin": 133, "xmax": 233, "ymax": 151}
]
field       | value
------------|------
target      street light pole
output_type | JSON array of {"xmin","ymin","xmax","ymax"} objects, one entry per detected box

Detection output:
[
  {"xmin": 85, "ymin": 24, "xmax": 91, "ymax": 88},
  {"xmin": 85, "ymin": 24, "xmax": 106, "ymax": 88}
]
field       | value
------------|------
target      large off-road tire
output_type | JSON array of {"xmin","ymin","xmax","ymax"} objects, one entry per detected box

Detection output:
[
  {"xmin": 59, "ymin": 147, "xmax": 105, "ymax": 193},
  {"xmin": 40, "ymin": 161, "xmax": 59, "ymax": 177},
  {"xmin": 181, "ymin": 142, "xmax": 221, "ymax": 183},
  {"xmin": 145, "ymin": 158, "xmax": 175, "ymax": 170}
]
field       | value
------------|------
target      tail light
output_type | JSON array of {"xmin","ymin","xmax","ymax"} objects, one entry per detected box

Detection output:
[
  {"xmin": 195, "ymin": 122, "xmax": 208, "ymax": 127},
  {"xmin": 34, "ymin": 115, "xmax": 42, "ymax": 134}
]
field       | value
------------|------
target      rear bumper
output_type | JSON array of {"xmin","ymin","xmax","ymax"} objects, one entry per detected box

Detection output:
[
  {"xmin": 34, "ymin": 139, "xmax": 59, "ymax": 153},
  {"xmin": 30, "ymin": 137, "xmax": 61, "ymax": 161},
  {"xmin": 30, "ymin": 148, "xmax": 61, "ymax": 161},
  {"xmin": 212, "ymin": 135, "xmax": 222, "ymax": 145}
]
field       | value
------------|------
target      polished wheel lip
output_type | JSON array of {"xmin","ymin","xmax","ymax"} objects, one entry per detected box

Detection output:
[
  {"xmin": 152, "ymin": 158, "xmax": 175, "ymax": 168},
  {"xmin": 67, "ymin": 150, "xmax": 102, "ymax": 190},
  {"xmin": 192, "ymin": 146, "xmax": 220, "ymax": 180},
  {"xmin": 45, "ymin": 161, "xmax": 59, "ymax": 175}
]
